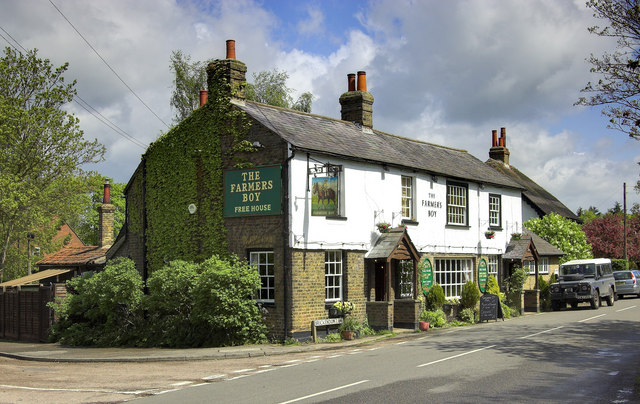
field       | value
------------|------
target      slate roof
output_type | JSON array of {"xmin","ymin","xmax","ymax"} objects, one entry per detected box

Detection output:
[
  {"xmin": 366, "ymin": 228, "xmax": 409, "ymax": 259},
  {"xmin": 485, "ymin": 159, "xmax": 579, "ymax": 221},
  {"xmin": 503, "ymin": 229, "xmax": 564, "ymax": 260},
  {"xmin": 36, "ymin": 246, "xmax": 107, "ymax": 267},
  {"xmin": 236, "ymin": 100, "xmax": 523, "ymax": 190}
]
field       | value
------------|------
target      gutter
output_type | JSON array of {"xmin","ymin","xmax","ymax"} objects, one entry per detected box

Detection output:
[{"xmin": 282, "ymin": 145, "xmax": 296, "ymax": 338}]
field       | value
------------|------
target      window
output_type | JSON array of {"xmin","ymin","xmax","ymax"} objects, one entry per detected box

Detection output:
[
  {"xmin": 488, "ymin": 255, "xmax": 499, "ymax": 279},
  {"xmin": 524, "ymin": 257, "xmax": 549, "ymax": 275},
  {"xmin": 397, "ymin": 260, "xmax": 414, "ymax": 298},
  {"xmin": 489, "ymin": 194, "xmax": 501, "ymax": 228},
  {"xmin": 434, "ymin": 258, "xmax": 473, "ymax": 298},
  {"xmin": 250, "ymin": 251, "xmax": 274, "ymax": 303},
  {"xmin": 325, "ymin": 251, "xmax": 343, "ymax": 302},
  {"xmin": 447, "ymin": 182, "xmax": 468, "ymax": 226},
  {"xmin": 401, "ymin": 176, "xmax": 413, "ymax": 220}
]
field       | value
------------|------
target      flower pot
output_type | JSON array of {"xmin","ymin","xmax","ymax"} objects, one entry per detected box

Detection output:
[
  {"xmin": 341, "ymin": 330, "xmax": 354, "ymax": 340},
  {"xmin": 419, "ymin": 321, "xmax": 430, "ymax": 331}
]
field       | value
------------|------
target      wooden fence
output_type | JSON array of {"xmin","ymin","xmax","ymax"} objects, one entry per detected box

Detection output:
[{"xmin": 0, "ymin": 283, "xmax": 66, "ymax": 342}]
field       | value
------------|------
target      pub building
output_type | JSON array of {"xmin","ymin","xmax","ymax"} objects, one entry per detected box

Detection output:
[{"xmin": 109, "ymin": 40, "xmax": 571, "ymax": 340}]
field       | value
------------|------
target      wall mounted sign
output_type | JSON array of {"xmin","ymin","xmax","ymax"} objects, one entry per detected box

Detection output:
[
  {"xmin": 311, "ymin": 176, "xmax": 338, "ymax": 216},
  {"xmin": 420, "ymin": 257, "xmax": 434, "ymax": 294},
  {"xmin": 224, "ymin": 165, "xmax": 282, "ymax": 217},
  {"xmin": 478, "ymin": 258, "xmax": 488, "ymax": 293}
]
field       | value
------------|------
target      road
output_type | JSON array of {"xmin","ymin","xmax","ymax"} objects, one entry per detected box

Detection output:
[{"xmin": 1, "ymin": 298, "xmax": 639, "ymax": 403}]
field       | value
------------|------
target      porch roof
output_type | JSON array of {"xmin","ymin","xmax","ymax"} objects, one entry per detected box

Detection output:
[{"xmin": 365, "ymin": 228, "xmax": 420, "ymax": 262}]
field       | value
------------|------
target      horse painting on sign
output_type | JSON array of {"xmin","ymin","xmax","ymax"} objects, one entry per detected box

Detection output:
[{"xmin": 312, "ymin": 177, "xmax": 338, "ymax": 216}]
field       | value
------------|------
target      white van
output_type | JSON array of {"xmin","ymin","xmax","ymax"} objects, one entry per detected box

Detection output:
[{"xmin": 550, "ymin": 258, "xmax": 616, "ymax": 310}]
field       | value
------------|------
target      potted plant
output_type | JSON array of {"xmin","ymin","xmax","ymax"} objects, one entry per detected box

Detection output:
[
  {"xmin": 376, "ymin": 222, "xmax": 391, "ymax": 233},
  {"xmin": 485, "ymin": 230, "xmax": 495, "ymax": 239},
  {"xmin": 339, "ymin": 317, "xmax": 359, "ymax": 340},
  {"xmin": 332, "ymin": 301, "xmax": 354, "ymax": 317}
]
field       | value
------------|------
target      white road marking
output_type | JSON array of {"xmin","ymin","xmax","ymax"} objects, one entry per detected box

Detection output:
[
  {"xmin": 170, "ymin": 381, "xmax": 193, "ymax": 386},
  {"xmin": 396, "ymin": 341, "xmax": 408, "ymax": 345},
  {"xmin": 417, "ymin": 345, "xmax": 496, "ymax": 368},
  {"xmin": 0, "ymin": 384, "xmax": 152, "ymax": 395},
  {"xmin": 518, "ymin": 326, "xmax": 564, "ymax": 339},
  {"xmin": 254, "ymin": 368, "xmax": 276, "ymax": 374},
  {"xmin": 578, "ymin": 314, "xmax": 607, "ymax": 322},
  {"xmin": 616, "ymin": 305, "xmax": 636, "ymax": 312},
  {"xmin": 202, "ymin": 374, "xmax": 226, "ymax": 381},
  {"xmin": 278, "ymin": 380, "xmax": 370, "ymax": 404},
  {"xmin": 232, "ymin": 368, "xmax": 255, "ymax": 373},
  {"xmin": 258, "ymin": 365, "xmax": 273, "ymax": 368},
  {"xmin": 280, "ymin": 363, "xmax": 300, "ymax": 368},
  {"xmin": 327, "ymin": 354, "xmax": 343, "ymax": 358},
  {"xmin": 228, "ymin": 374, "xmax": 251, "ymax": 381},
  {"xmin": 284, "ymin": 359, "xmax": 301, "ymax": 363}
]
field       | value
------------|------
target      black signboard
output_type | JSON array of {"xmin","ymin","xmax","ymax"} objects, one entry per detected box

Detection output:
[{"xmin": 479, "ymin": 294, "xmax": 504, "ymax": 322}]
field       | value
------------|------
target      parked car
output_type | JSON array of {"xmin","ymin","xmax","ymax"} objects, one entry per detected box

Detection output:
[
  {"xmin": 550, "ymin": 258, "xmax": 616, "ymax": 310},
  {"xmin": 613, "ymin": 270, "xmax": 640, "ymax": 298}
]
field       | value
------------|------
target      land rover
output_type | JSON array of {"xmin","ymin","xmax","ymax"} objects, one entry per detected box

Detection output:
[{"xmin": 550, "ymin": 258, "xmax": 616, "ymax": 310}]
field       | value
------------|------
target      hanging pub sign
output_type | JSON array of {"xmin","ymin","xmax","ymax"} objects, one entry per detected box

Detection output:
[
  {"xmin": 478, "ymin": 258, "xmax": 488, "ymax": 293},
  {"xmin": 420, "ymin": 257, "xmax": 434, "ymax": 294},
  {"xmin": 311, "ymin": 177, "xmax": 338, "ymax": 216},
  {"xmin": 224, "ymin": 165, "xmax": 282, "ymax": 217}
]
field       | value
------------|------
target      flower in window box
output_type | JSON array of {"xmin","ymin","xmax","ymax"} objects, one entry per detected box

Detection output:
[
  {"xmin": 376, "ymin": 222, "xmax": 391, "ymax": 233},
  {"xmin": 332, "ymin": 301, "xmax": 354, "ymax": 317}
]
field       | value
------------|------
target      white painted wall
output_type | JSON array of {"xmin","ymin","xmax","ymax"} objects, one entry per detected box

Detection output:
[{"xmin": 288, "ymin": 151, "xmax": 523, "ymax": 256}]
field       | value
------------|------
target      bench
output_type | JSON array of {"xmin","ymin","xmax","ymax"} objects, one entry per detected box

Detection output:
[{"xmin": 311, "ymin": 318, "xmax": 343, "ymax": 342}]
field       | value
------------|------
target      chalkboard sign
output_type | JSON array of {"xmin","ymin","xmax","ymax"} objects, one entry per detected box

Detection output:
[{"xmin": 479, "ymin": 294, "xmax": 503, "ymax": 322}]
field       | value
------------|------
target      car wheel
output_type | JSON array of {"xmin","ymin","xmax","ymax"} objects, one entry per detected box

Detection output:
[
  {"xmin": 590, "ymin": 289, "xmax": 600, "ymax": 310},
  {"xmin": 606, "ymin": 287, "xmax": 614, "ymax": 306},
  {"xmin": 619, "ymin": 294, "xmax": 624, "ymax": 299},
  {"xmin": 570, "ymin": 302, "xmax": 578, "ymax": 309},
  {"xmin": 551, "ymin": 301, "xmax": 562, "ymax": 311}
]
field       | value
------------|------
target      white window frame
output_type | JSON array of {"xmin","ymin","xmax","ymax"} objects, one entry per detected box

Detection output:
[
  {"xmin": 489, "ymin": 194, "xmax": 501, "ymax": 228},
  {"xmin": 401, "ymin": 176, "xmax": 414, "ymax": 220},
  {"xmin": 325, "ymin": 251, "xmax": 343, "ymax": 302},
  {"xmin": 524, "ymin": 257, "xmax": 549, "ymax": 275},
  {"xmin": 447, "ymin": 182, "xmax": 468, "ymax": 226},
  {"xmin": 488, "ymin": 255, "xmax": 499, "ymax": 279},
  {"xmin": 397, "ymin": 260, "xmax": 414, "ymax": 299},
  {"xmin": 250, "ymin": 251, "xmax": 274, "ymax": 303},
  {"xmin": 434, "ymin": 258, "xmax": 474, "ymax": 298}
]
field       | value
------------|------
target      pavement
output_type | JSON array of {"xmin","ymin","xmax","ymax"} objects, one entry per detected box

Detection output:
[{"xmin": 0, "ymin": 328, "xmax": 423, "ymax": 363}]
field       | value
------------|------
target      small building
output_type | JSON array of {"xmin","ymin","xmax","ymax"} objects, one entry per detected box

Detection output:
[{"xmin": 110, "ymin": 40, "xmax": 534, "ymax": 340}]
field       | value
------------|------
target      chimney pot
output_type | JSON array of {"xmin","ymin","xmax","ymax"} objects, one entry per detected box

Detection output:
[
  {"xmin": 492, "ymin": 130, "xmax": 497, "ymax": 147},
  {"xmin": 356, "ymin": 71, "xmax": 367, "ymax": 92},
  {"xmin": 226, "ymin": 39, "xmax": 236, "ymax": 59},
  {"xmin": 347, "ymin": 73, "xmax": 356, "ymax": 92},
  {"xmin": 199, "ymin": 90, "xmax": 207, "ymax": 107},
  {"xmin": 500, "ymin": 127, "xmax": 506, "ymax": 147},
  {"xmin": 103, "ymin": 180, "xmax": 111, "ymax": 205}
]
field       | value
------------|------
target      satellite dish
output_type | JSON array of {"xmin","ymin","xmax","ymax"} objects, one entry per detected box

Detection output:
[{"xmin": 188, "ymin": 204, "xmax": 197, "ymax": 215}]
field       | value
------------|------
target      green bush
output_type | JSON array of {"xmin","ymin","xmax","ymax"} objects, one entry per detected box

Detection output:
[
  {"xmin": 509, "ymin": 267, "xmax": 528, "ymax": 292},
  {"xmin": 538, "ymin": 276, "xmax": 551, "ymax": 311},
  {"xmin": 419, "ymin": 309, "xmax": 446, "ymax": 328},
  {"xmin": 612, "ymin": 259, "xmax": 638, "ymax": 271},
  {"xmin": 459, "ymin": 307, "xmax": 477, "ymax": 323},
  {"xmin": 460, "ymin": 281, "xmax": 481, "ymax": 309},
  {"xmin": 486, "ymin": 275, "xmax": 500, "ymax": 296},
  {"xmin": 425, "ymin": 283, "xmax": 446, "ymax": 311},
  {"xmin": 49, "ymin": 258, "xmax": 144, "ymax": 346}
]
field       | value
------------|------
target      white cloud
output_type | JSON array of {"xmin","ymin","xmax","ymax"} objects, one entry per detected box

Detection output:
[{"xmin": 297, "ymin": 6, "xmax": 325, "ymax": 36}]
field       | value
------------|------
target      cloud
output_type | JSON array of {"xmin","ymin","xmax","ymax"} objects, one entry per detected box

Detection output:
[{"xmin": 297, "ymin": 6, "xmax": 325, "ymax": 36}]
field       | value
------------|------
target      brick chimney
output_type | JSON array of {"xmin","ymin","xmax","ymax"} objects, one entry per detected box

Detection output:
[
  {"xmin": 339, "ymin": 71, "xmax": 374, "ymax": 130},
  {"xmin": 489, "ymin": 127, "xmax": 510, "ymax": 165},
  {"xmin": 206, "ymin": 39, "xmax": 247, "ymax": 100},
  {"xmin": 98, "ymin": 180, "xmax": 115, "ymax": 249}
]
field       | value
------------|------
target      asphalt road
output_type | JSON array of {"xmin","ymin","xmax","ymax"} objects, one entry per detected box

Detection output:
[{"xmin": 135, "ymin": 298, "xmax": 640, "ymax": 404}]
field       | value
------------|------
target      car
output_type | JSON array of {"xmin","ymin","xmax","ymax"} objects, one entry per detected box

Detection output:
[
  {"xmin": 550, "ymin": 258, "xmax": 616, "ymax": 310},
  {"xmin": 613, "ymin": 270, "xmax": 640, "ymax": 298}
]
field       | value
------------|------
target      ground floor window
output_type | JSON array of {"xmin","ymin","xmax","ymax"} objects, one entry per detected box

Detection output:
[
  {"xmin": 524, "ymin": 257, "xmax": 549, "ymax": 275},
  {"xmin": 488, "ymin": 255, "xmax": 499, "ymax": 280},
  {"xmin": 434, "ymin": 258, "xmax": 473, "ymax": 298},
  {"xmin": 250, "ymin": 251, "xmax": 274, "ymax": 303},
  {"xmin": 325, "ymin": 251, "xmax": 343, "ymax": 302},
  {"xmin": 397, "ymin": 260, "xmax": 414, "ymax": 298}
]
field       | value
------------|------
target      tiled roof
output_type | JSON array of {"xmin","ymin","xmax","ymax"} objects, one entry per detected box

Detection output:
[
  {"xmin": 485, "ymin": 159, "xmax": 579, "ymax": 221},
  {"xmin": 237, "ymin": 101, "xmax": 523, "ymax": 190},
  {"xmin": 503, "ymin": 229, "xmax": 564, "ymax": 260},
  {"xmin": 36, "ymin": 246, "xmax": 107, "ymax": 267}
]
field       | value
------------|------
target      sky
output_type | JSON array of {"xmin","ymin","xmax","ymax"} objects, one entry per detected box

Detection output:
[{"xmin": 1, "ymin": 0, "xmax": 639, "ymax": 214}]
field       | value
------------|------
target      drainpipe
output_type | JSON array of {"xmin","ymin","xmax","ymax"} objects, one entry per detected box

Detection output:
[{"xmin": 283, "ymin": 146, "xmax": 296, "ymax": 338}]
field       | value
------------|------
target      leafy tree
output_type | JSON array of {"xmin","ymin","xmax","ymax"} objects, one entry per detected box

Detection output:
[
  {"xmin": 0, "ymin": 47, "xmax": 105, "ymax": 282},
  {"xmin": 608, "ymin": 201, "xmax": 624, "ymax": 214},
  {"xmin": 66, "ymin": 178, "xmax": 126, "ymax": 246},
  {"xmin": 583, "ymin": 213, "xmax": 640, "ymax": 261},
  {"xmin": 577, "ymin": 206, "xmax": 602, "ymax": 222},
  {"xmin": 524, "ymin": 213, "xmax": 593, "ymax": 263},
  {"xmin": 577, "ymin": 0, "xmax": 640, "ymax": 139},
  {"xmin": 245, "ymin": 69, "xmax": 314, "ymax": 112},
  {"xmin": 169, "ymin": 50, "xmax": 314, "ymax": 122}
]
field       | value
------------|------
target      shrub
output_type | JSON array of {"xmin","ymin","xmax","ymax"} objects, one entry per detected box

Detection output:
[
  {"xmin": 508, "ymin": 267, "xmax": 528, "ymax": 292},
  {"xmin": 538, "ymin": 276, "xmax": 551, "ymax": 311},
  {"xmin": 49, "ymin": 258, "xmax": 144, "ymax": 346},
  {"xmin": 460, "ymin": 281, "xmax": 481, "ymax": 309},
  {"xmin": 459, "ymin": 307, "xmax": 477, "ymax": 323},
  {"xmin": 425, "ymin": 283, "xmax": 446, "ymax": 311},
  {"xmin": 419, "ymin": 309, "xmax": 446, "ymax": 328},
  {"xmin": 486, "ymin": 275, "xmax": 500, "ymax": 296},
  {"xmin": 339, "ymin": 317, "xmax": 360, "ymax": 332}
]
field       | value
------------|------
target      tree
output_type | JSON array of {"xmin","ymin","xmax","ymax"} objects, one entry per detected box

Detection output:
[
  {"xmin": 577, "ymin": 0, "xmax": 640, "ymax": 139},
  {"xmin": 169, "ymin": 50, "xmax": 314, "ymax": 122},
  {"xmin": 524, "ymin": 213, "xmax": 593, "ymax": 263},
  {"xmin": 0, "ymin": 47, "xmax": 105, "ymax": 282},
  {"xmin": 66, "ymin": 178, "xmax": 126, "ymax": 246},
  {"xmin": 577, "ymin": 205, "xmax": 602, "ymax": 222},
  {"xmin": 608, "ymin": 201, "xmax": 624, "ymax": 214},
  {"xmin": 583, "ymin": 213, "xmax": 640, "ymax": 261}
]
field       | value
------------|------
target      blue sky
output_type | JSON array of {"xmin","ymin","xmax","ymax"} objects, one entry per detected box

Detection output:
[{"xmin": 1, "ymin": 0, "xmax": 639, "ymax": 213}]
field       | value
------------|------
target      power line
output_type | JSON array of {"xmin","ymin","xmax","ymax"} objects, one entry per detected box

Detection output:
[
  {"xmin": 48, "ymin": 0, "xmax": 170, "ymax": 129},
  {"xmin": 0, "ymin": 25, "xmax": 147, "ymax": 150}
]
